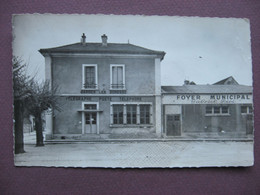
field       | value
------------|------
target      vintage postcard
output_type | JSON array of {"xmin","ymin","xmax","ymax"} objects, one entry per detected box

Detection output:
[{"xmin": 13, "ymin": 14, "xmax": 253, "ymax": 168}]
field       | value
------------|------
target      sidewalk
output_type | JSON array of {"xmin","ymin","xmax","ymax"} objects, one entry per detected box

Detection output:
[
  {"xmin": 23, "ymin": 131, "xmax": 37, "ymax": 145},
  {"xmin": 23, "ymin": 131, "xmax": 48, "ymax": 145},
  {"xmin": 14, "ymin": 141, "xmax": 254, "ymax": 168}
]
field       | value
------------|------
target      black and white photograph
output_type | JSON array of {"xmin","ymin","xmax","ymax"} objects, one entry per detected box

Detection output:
[{"xmin": 12, "ymin": 14, "xmax": 253, "ymax": 168}]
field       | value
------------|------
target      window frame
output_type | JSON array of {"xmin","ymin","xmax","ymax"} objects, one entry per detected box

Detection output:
[
  {"xmin": 241, "ymin": 105, "xmax": 253, "ymax": 115},
  {"xmin": 82, "ymin": 64, "xmax": 98, "ymax": 89},
  {"xmin": 113, "ymin": 104, "xmax": 124, "ymax": 125},
  {"xmin": 205, "ymin": 105, "xmax": 230, "ymax": 116},
  {"xmin": 110, "ymin": 64, "xmax": 126, "ymax": 90},
  {"xmin": 140, "ymin": 104, "xmax": 150, "ymax": 125},
  {"xmin": 110, "ymin": 102, "xmax": 152, "ymax": 126},
  {"xmin": 127, "ymin": 105, "xmax": 137, "ymax": 125}
]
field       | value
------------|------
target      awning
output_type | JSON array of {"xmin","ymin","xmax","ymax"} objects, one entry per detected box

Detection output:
[{"xmin": 77, "ymin": 109, "xmax": 103, "ymax": 113}]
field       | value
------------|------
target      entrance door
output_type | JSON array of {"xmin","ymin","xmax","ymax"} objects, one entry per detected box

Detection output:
[
  {"xmin": 246, "ymin": 114, "xmax": 253, "ymax": 135},
  {"xmin": 166, "ymin": 114, "xmax": 181, "ymax": 136},
  {"xmin": 84, "ymin": 104, "xmax": 97, "ymax": 134}
]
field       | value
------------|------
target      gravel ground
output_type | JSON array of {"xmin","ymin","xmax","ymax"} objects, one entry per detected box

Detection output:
[{"xmin": 14, "ymin": 140, "xmax": 254, "ymax": 168}]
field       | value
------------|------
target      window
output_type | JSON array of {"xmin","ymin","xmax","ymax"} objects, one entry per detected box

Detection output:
[
  {"xmin": 205, "ymin": 106, "xmax": 229, "ymax": 115},
  {"xmin": 206, "ymin": 106, "xmax": 212, "ymax": 114},
  {"xmin": 140, "ymin": 105, "xmax": 150, "ymax": 124},
  {"xmin": 110, "ymin": 65, "xmax": 125, "ymax": 89},
  {"xmin": 213, "ymin": 106, "xmax": 220, "ymax": 114},
  {"xmin": 111, "ymin": 103, "xmax": 152, "ymax": 126},
  {"xmin": 82, "ymin": 65, "xmax": 97, "ymax": 89},
  {"xmin": 222, "ymin": 106, "xmax": 229, "ymax": 114},
  {"xmin": 174, "ymin": 115, "xmax": 180, "ymax": 121},
  {"xmin": 113, "ymin": 105, "xmax": 123, "ymax": 124},
  {"xmin": 241, "ymin": 106, "xmax": 253, "ymax": 114},
  {"xmin": 127, "ymin": 105, "xmax": 137, "ymax": 124}
]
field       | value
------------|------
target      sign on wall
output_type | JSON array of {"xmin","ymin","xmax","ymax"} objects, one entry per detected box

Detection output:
[
  {"xmin": 65, "ymin": 96, "xmax": 143, "ymax": 102},
  {"xmin": 162, "ymin": 94, "xmax": 253, "ymax": 104}
]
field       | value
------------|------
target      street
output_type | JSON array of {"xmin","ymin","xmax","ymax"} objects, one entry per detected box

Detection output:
[{"xmin": 15, "ymin": 139, "xmax": 254, "ymax": 168}]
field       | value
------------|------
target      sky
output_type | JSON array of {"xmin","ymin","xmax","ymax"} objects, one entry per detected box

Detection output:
[{"xmin": 12, "ymin": 14, "xmax": 253, "ymax": 86}]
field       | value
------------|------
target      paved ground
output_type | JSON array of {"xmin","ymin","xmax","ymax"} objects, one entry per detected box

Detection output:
[{"xmin": 15, "ymin": 139, "xmax": 254, "ymax": 168}]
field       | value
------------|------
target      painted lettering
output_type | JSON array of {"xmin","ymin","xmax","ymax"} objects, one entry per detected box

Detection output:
[
  {"xmin": 99, "ymin": 97, "xmax": 112, "ymax": 101},
  {"xmin": 120, "ymin": 97, "xmax": 142, "ymax": 101},
  {"xmin": 66, "ymin": 96, "xmax": 92, "ymax": 101},
  {"xmin": 210, "ymin": 95, "xmax": 215, "ymax": 99}
]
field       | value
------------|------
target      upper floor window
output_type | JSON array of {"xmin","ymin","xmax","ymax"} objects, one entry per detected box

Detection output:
[
  {"xmin": 110, "ymin": 64, "xmax": 125, "ymax": 89},
  {"xmin": 241, "ymin": 105, "xmax": 253, "ymax": 114},
  {"xmin": 206, "ymin": 106, "xmax": 230, "ymax": 116},
  {"xmin": 82, "ymin": 64, "xmax": 98, "ymax": 89}
]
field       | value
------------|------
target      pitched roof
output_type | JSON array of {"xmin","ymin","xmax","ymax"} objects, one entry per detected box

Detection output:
[
  {"xmin": 161, "ymin": 85, "xmax": 252, "ymax": 94},
  {"xmin": 213, "ymin": 76, "xmax": 239, "ymax": 85},
  {"xmin": 39, "ymin": 42, "xmax": 166, "ymax": 60}
]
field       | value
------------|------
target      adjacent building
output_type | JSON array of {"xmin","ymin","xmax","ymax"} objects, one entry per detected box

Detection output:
[
  {"xmin": 161, "ymin": 77, "xmax": 253, "ymax": 139},
  {"xmin": 39, "ymin": 34, "xmax": 253, "ymax": 140}
]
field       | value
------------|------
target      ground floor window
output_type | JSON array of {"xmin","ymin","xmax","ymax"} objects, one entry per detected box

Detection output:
[
  {"xmin": 241, "ymin": 105, "xmax": 253, "ymax": 114},
  {"xmin": 111, "ymin": 103, "xmax": 152, "ymax": 125},
  {"xmin": 113, "ymin": 105, "xmax": 123, "ymax": 124},
  {"xmin": 140, "ymin": 105, "xmax": 150, "ymax": 124},
  {"xmin": 205, "ymin": 105, "xmax": 230, "ymax": 115},
  {"xmin": 127, "ymin": 105, "xmax": 137, "ymax": 124}
]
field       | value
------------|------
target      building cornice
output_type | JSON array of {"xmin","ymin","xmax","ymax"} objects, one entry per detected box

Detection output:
[
  {"xmin": 58, "ymin": 94, "xmax": 160, "ymax": 97},
  {"xmin": 43, "ymin": 53, "xmax": 160, "ymax": 59}
]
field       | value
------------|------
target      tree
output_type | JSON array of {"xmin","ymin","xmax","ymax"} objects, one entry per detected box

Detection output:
[
  {"xmin": 13, "ymin": 57, "xmax": 31, "ymax": 154},
  {"xmin": 26, "ymin": 80, "xmax": 60, "ymax": 146},
  {"xmin": 13, "ymin": 57, "xmax": 60, "ymax": 149}
]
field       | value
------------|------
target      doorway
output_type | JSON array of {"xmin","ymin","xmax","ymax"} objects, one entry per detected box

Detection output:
[
  {"xmin": 166, "ymin": 114, "xmax": 181, "ymax": 136},
  {"xmin": 82, "ymin": 103, "xmax": 99, "ymax": 134},
  {"xmin": 246, "ymin": 114, "xmax": 253, "ymax": 135}
]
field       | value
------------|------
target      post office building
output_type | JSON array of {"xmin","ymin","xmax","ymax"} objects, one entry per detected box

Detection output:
[{"xmin": 39, "ymin": 34, "xmax": 165, "ymax": 140}]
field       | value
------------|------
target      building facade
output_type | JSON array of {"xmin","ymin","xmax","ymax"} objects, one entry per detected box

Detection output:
[
  {"xmin": 162, "ymin": 78, "xmax": 253, "ymax": 139},
  {"xmin": 40, "ymin": 35, "xmax": 253, "ymax": 141},
  {"xmin": 39, "ymin": 34, "xmax": 165, "ymax": 140}
]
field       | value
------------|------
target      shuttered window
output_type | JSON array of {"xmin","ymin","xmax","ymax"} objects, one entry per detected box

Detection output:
[{"xmin": 111, "ymin": 65, "xmax": 125, "ymax": 89}]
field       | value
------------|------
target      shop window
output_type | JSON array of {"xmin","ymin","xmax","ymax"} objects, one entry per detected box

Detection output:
[
  {"xmin": 213, "ymin": 106, "xmax": 220, "ymax": 114},
  {"xmin": 82, "ymin": 64, "xmax": 98, "ymax": 89},
  {"xmin": 206, "ymin": 106, "xmax": 229, "ymax": 116},
  {"xmin": 110, "ymin": 65, "xmax": 125, "ymax": 89},
  {"xmin": 241, "ymin": 105, "xmax": 253, "ymax": 114},
  {"xmin": 221, "ymin": 106, "xmax": 229, "ymax": 114},
  {"xmin": 127, "ymin": 105, "xmax": 137, "ymax": 124},
  {"xmin": 206, "ymin": 106, "xmax": 212, "ymax": 114},
  {"xmin": 140, "ymin": 105, "xmax": 150, "ymax": 124},
  {"xmin": 111, "ymin": 103, "xmax": 152, "ymax": 126},
  {"xmin": 113, "ymin": 105, "xmax": 123, "ymax": 124}
]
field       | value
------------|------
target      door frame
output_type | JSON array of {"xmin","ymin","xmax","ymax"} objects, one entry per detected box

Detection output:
[
  {"xmin": 164, "ymin": 105, "xmax": 182, "ymax": 136},
  {"xmin": 82, "ymin": 102, "xmax": 99, "ymax": 134},
  {"xmin": 166, "ymin": 114, "xmax": 182, "ymax": 136}
]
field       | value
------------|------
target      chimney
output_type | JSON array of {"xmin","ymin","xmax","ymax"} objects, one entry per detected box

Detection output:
[
  {"xmin": 184, "ymin": 80, "xmax": 190, "ymax": 85},
  {"xmin": 101, "ymin": 34, "xmax": 108, "ymax": 46},
  {"xmin": 81, "ymin": 33, "xmax": 86, "ymax": 45}
]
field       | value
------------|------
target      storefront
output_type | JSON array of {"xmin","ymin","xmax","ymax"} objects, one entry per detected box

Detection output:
[
  {"xmin": 162, "ymin": 85, "xmax": 253, "ymax": 139},
  {"xmin": 50, "ymin": 95, "xmax": 157, "ymax": 139}
]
